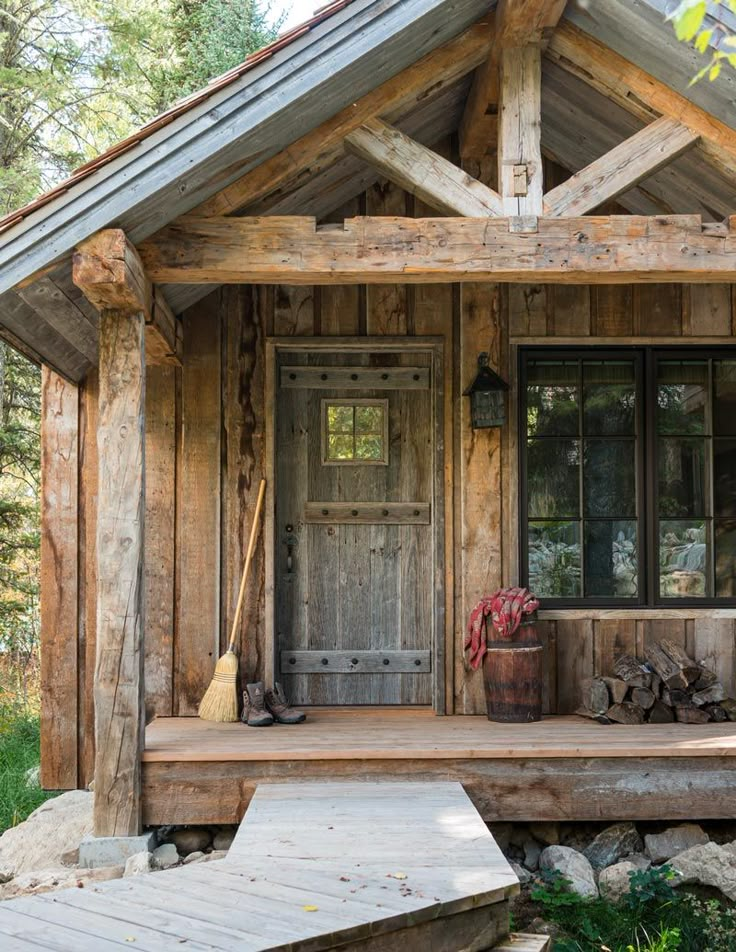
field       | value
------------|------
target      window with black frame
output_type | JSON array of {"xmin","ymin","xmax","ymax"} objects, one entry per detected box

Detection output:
[{"xmin": 520, "ymin": 349, "xmax": 736, "ymax": 607}]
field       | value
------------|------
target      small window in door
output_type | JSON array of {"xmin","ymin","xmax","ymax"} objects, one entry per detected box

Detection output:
[{"xmin": 322, "ymin": 399, "xmax": 389, "ymax": 465}]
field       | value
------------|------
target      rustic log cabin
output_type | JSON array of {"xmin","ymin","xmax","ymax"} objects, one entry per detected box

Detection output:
[{"xmin": 3, "ymin": 0, "xmax": 736, "ymax": 841}]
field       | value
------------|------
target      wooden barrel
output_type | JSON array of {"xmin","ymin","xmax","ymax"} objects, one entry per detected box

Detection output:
[{"xmin": 483, "ymin": 614, "xmax": 543, "ymax": 723}]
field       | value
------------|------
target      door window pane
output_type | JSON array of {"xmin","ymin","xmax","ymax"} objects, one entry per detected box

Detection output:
[
  {"xmin": 659, "ymin": 520, "xmax": 708, "ymax": 598},
  {"xmin": 714, "ymin": 361, "xmax": 736, "ymax": 435},
  {"xmin": 584, "ymin": 521, "xmax": 638, "ymax": 597},
  {"xmin": 526, "ymin": 361, "xmax": 579, "ymax": 436},
  {"xmin": 714, "ymin": 439, "xmax": 736, "ymax": 517},
  {"xmin": 716, "ymin": 521, "xmax": 736, "ymax": 596},
  {"xmin": 323, "ymin": 400, "xmax": 388, "ymax": 464},
  {"xmin": 583, "ymin": 439, "xmax": 636, "ymax": 517},
  {"xmin": 527, "ymin": 439, "xmax": 580, "ymax": 518},
  {"xmin": 657, "ymin": 361, "xmax": 708, "ymax": 435},
  {"xmin": 528, "ymin": 522, "xmax": 581, "ymax": 597},
  {"xmin": 658, "ymin": 438, "xmax": 706, "ymax": 518},
  {"xmin": 583, "ymin": 361, "xmax": 636, "ymax": 435}
]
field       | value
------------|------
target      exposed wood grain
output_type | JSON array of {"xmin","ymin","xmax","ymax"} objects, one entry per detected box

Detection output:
[
  {"xmin": 280, "ymin": 365, "xmax": 430, "ymax": 390},
  {"xmin": 18, "ymin": 277, "xmax": 97, "ymax": 363},
  {"xmin": 345, "ymin": 118, "xmax": 503, "ymax": 217},
  {"xmin": 304, "ymin": 502, "xmax": 430, "ymax": 525},
  {"xmin": 633, "ymin": 284, "xmax": 682, "ymax": 336},
  {"xmin": 691, "ymin": 617, "xmax": 736, "ymax": 698},
  {"xmin": 176, "ymin": 294, "xmax": 221, "ymax": 714},
  {"xmin": 498, "ymin": 46, "xmax": 542, "ymax": 216},
  {"xmin": 94, "ymin": 308, "xmax": 145, "ymax": 837},
  {"xmin": 40, "ymin": 368, "xmax": 79, "ymax": 790},
  {"xmin": 591, "ymin": 284, "xmax": 633, "ymax": 336},
  {"xmin": 458, "ymin": 13, "xmax": 499, "ymax": 160},
  {"xmin": 144, "ymin": 365, "xmax": 176, "ymax": 715},
  {"xmin": 595, "ymin": 619, "xmax": 637, "ymax": 680},
  {"xmin": 684, "ymin": 284, "xmax": 732, "ymax": 336},
  {"xmin": 280, "ymin": 650, "xmax": 431, "ymax": 673},
  {"xmin": 543, "ymin": 118, "xmax": 699, "ymax": 217},
  {"xmin": 556, "ymin": 619, "xmax": 594, "ymax": 715},
  {"xmin": 365, "ymin": 183, "xmax": 408, "ymax": 334},
  {"xmin": 547, "ymin": 285, "xmax": 590, "ymax": 336},
  {"xmin": 139, "ymin": 214, "xmax": 736, "ymax": 285},
  {"xmin": 495, "ymin": 0, "xmax": 568, "ymax": 46}
]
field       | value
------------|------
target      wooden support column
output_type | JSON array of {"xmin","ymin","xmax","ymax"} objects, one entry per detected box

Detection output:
[
  {"xmin": 93, "ymin": 308, "xmax": 146, "ymax": 836},
  {"xmin": 498, "ymin": 46, "xmax": 543, "ymax": 215}
]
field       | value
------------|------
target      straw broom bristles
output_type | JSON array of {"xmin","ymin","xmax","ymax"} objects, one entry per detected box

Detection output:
[{"xmin": 198, "ymin": 479, "xmax": 266, "ymax": 722}]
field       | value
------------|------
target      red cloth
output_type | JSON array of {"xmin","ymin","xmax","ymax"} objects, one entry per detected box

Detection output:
[{"xmin": 464, "ymin": 587, "xmax": 539, "ymax": 670}]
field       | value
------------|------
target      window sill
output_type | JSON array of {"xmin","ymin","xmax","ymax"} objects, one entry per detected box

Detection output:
[{"xmin": 538, "ymin": 608, "xmax": 736, "ymax": 620}]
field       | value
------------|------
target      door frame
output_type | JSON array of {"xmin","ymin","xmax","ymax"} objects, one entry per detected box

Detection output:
[{"xmin": 265, "ymin": 336, "xmax": 446, "ymax": 713}]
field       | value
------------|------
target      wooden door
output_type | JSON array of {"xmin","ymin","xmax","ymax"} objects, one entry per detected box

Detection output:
[{"xmin": 274, "ymin": 344, "xmax": 442, "ymax": 706}]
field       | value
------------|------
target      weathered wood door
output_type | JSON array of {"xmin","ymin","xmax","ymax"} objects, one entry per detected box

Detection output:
[{"xmin": 274, "ymin": 343, "xmax": 443, "ymax": 707}]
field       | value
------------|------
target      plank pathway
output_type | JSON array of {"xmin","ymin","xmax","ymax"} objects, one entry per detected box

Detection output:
[
  {"xmin": 0, "ymin": 782, "xmax": 519, "ymax": 951},
  {"xmin": 144, "ymin": 711, "xmax": 736, "ymax": 761}
]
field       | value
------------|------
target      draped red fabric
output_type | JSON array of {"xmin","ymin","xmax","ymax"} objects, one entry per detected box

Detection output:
[{"xmin": 464, "ymin": 587, "xmax": 539, "ymax": 670}]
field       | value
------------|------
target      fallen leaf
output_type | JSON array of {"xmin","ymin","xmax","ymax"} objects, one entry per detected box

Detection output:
[{"xmin": 303, "ymin": 905, "xmax": 319, "ymax": 912}]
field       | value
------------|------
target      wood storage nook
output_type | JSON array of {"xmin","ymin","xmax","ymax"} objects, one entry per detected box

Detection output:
[{"xmin": 1, "ymin": 0, "xmax": 734, "ymax": 831}]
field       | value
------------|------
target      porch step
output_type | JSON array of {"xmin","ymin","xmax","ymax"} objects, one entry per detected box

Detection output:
[
  {"xmin": 492, "ymin": 935, "xmax": 551, "ymax": 951},
  {"xmin": 0, "ymin": 781, "xmax": 519, "ymax": 951}
]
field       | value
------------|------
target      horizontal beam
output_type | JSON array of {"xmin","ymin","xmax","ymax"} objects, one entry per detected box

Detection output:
[
  {"xmin": 138, "ymin": 214, "xmax": 736, "ymax": 285},
  {"xmin": 543, "ymin": 117, "xmax": 700, "ymax": 217},
  {"xmin": 345, "ymin": 118, "xmax": 503, "ymax": 217},
  {"xmin": 74, "ymin": 230, "xmax": 182, "ymax": 366},
  {"xmin": 496, "ymin": 0, "xmax": 568, "ymax": 47}
]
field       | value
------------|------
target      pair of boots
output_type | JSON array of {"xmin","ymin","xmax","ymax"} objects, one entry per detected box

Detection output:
[{"xmin": 242, "ymin": 681, "xmax": 306, "ymax": 727}]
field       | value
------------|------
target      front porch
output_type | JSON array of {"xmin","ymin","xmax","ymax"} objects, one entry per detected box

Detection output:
[{"xmin": 142, "ymin": 711, "xmax": 736, "ymax": 826}]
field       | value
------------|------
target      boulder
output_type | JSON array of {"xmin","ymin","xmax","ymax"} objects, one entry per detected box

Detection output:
[
  {"xmin": 531, "ymin": 822, "xmax": 560, "ymax": 846},
  {"xmin": 510, "ymin": 861, "xmax": 531, "ymax": 885},
  {"xmin": 670, "ymin": 842, "xmax": 736, "ymax": 900},
  {"xmin": 152, "ymin": 843, "xmax": 180, "ymax": 870},
  {"xmin": 201, "ymin": 850, "xmax": 228, "ymax": 863},
  {"xmin": 124, "ymin": 852, "xmax": 153, "ymax": 877},
  {"xmin": 24, "ymin": 766, "xmax": 40, "ymax": 789},
  {"xmin": 644, "ymin": 824, "xmax": 709, "ymax": 864},
  {"xmin": 0, "ymin": 791, "xmax": 92, "ymax": 879},
  {"xmin": 626, "ymin": 853, "xmax": 652, "ymax": 871},
  {"xmin": 213, "ymin": 829, "xmax": 236, "ymax": 851},
  {"xmin": 523, "ymin": 839, "xmax": 542, "ymax": 871},
  {"xmin": 0, "ymin": 865, "xmax": 123, "ymax": 900},
  {"xmin": 584, "ymin": 822, "xmax": 642, "ymax": 870},
  {"xmin": 598, "ymin": 861, "xmax": 638, "ymax": 902},
  {"xmin": 168, "ymin": 828, "xmax": 212, "ymax": 856},
  {"xmin": 182, "ymin": 851, "xmax": 205, "ymax": 865},
  {"xmin": 60, "ymin": 847, "xmax": 79, "ymax": 867},
  {"xmin": 539, "ymin": 845, "xmax": 598, "ymax": 898}
]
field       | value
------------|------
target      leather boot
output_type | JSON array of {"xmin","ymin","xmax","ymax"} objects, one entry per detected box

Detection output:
[
  {"xmin": 242, "ymin": 682, "xmax": 274, "ymax": 726},
  {"xmin": 265, "ymin": 682, "xmax": 306, "ymax": 724}
]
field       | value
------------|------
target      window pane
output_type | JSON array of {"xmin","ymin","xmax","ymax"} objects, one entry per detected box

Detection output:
[
  {"xmin": 528, "ymin": 522, "xmax": 581, "ymax": 597},
  {"xmin": 716, "ymin": 521, "xmax": 736, "ymax": 596},
  {"xmin": 584, "ymin": 521, "xmax": 638, "ymax": 597},
  {"xmin": 328, "ymin": 405, "xmax": 353, "ymax": 432},
  {"xmin": 355, "ymin": 435, "xmax": 383, "ymax": 460},
  {"xmin": 583, "ymin": 361, "xmax": 636, "ymax": 435},
  {"xmin": 714, "ymin": 361, "xmax": 736, "ymax": 436},
  {"xmin": 355, "ymin": 405, "xmax": 383, "ymax": 434},
  {"xmin": 659, "ymin": 520, "xmax": 707, "ymax": 598},
  {"xmin": 658, "ymin": 438, "xmax": 706, "ymax": 518},
  {"xmin": 527, "ymin": 439, "xmax": 580, "ymax": 518},
  {"xmin": 714, "ymin": 439, "xmax": 736, "ymax": 517},
  {"xmin": 327, "ymin": 434, "xmax": 353, "ymax": 460},
  {"xmin": 526, "ymin": 361, "xmax": 578, "ymax": 436},
  {"xmin": 657, "ymin": 360, "xmax": 708, "ymax": 435},
  {"xmin": 583, "ymin": 440, "xmax": 636, "ymax": 517}
]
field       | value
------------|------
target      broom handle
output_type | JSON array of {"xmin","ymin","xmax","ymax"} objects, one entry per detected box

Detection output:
[{"xmin": 227, "ymin": 478, "xmax": 267, "ymax": 653}]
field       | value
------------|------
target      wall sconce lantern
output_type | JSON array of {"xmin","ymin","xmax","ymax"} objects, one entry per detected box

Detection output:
[{"xmin": 463, "ymin": 353, "xmax": 509, "ymax": 429}]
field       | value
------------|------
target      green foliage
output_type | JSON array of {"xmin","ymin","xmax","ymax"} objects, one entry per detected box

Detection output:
[
  {"xmin": 0, "ymin": 705, "xmax": 54, "ymax": 834},
  {"xmin": 669, "ymin": 0, "xmax": 736, "ymax": 83},
  {"xmin": 530, "ymin": 866, "xmax": 736, "ymax": 952}
]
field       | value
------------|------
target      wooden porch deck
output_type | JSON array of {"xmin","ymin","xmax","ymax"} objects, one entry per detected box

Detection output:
[
  {"xmin": 142, "ymin": 712, "xmax": 736, "ymax": 825},
  {"xmin": 0, "ymin": 783, "xmax": 523, "ymax": 951}
]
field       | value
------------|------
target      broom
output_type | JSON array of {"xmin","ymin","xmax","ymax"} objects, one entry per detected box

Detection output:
[{"xmin": 198, "ymin": 478, "xmax": 267, "ymax": 722}]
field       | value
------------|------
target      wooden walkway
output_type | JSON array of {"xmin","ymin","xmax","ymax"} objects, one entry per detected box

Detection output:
[{"xmin": 0, "ymin": 782, "xmax": 520, "ymax": 951}]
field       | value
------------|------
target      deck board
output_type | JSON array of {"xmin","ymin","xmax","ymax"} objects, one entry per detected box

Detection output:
[
  {"xmin": 0, "ymin": 782, "xmax": 517, "ymax": 951},
  {"xmin": 143, "ymin": 712, "xmax": 736, "ymax": 761}
]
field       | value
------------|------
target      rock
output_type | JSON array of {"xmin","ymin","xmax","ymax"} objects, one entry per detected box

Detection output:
[
  {"xmin": 527, "ymin": 917, "xmax": 561, "ymax": 939},
  {"xmin": 523, "ymin": 839, "xmax": 542, "ymax": 871},
  {"xmin": 539, "ymin": 845, "xmax": 598, "ymax": 899},
  {"xmin": 645, "ymin": 824, "xmax": 709, "ymax": 864},
  {"xmin": 168, "ymin": 828, "xmax": 212, "ymax": 856},
  {"xmin": 599, "ymin": 861, "xmax": 638, "ymax": 902},
  {"xmin": 124, "ymin": 852, "xmax": 153, "ymax": 877},
  {"xmin": 24, "ymin": 766, "xmax": 40, "ymax": 789},
  {"xmin": 531, "ymin": 822, "xmax": 559, "ymax": 846},
  {"xmin": 510, "ymin": 861, "xmax": 531, "ymax": 885},
  {"xmin": 199, "ymin": 850, "xmax": 227, "ymax": 863},
  {"xmin": 183, "ymin": 851, "xmax": 205, "ymax": 865},
  {"xmin": 670, "ymin": 842, "xmax": 736, "ymax": 900},
  {"xmin": 0, "ymin": 866, "xmax": 13, "ymax": 885},
  {"xmin": 509, "ymin": 825, "xmax": 531, "ymax": 848},
  {"xmin": 626, "ymin": 853, "xmax": 652, "ymax": 871},
  {"xmin": 584, "ymin": 822, "xmax": 642, "ymax": 870},
  {"xmin": 0, "ymin": 865, "xmax": 123, "ymax": 900},
  {"xmin": 152, "ymin": 843, "xmax": 180, "ymax": 870},
  {"xmin": 60, "ymin": 847, "xmax": 79, "ymax": 867},
  {"xmin": 0, "ymin": 790, "xmax": 92, "ymax": 879},
  {"xmin": 213, "ymin": 829, "xmax": 235, "ymax": 851}
]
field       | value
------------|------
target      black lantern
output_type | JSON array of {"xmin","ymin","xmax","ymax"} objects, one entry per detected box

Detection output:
[{"xmin": 463, "ymin": 353, "xmax": 508, "ymax": 429}]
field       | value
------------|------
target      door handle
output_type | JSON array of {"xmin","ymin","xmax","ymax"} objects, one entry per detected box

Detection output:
[{"xmin": 284, "ymin": 524, "xmax": 298, "ymax": 573}]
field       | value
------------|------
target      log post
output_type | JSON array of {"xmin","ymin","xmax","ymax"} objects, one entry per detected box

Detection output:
[{"xmin": 93, "ymin": 308, "xmax": 146, "ymax": 836}]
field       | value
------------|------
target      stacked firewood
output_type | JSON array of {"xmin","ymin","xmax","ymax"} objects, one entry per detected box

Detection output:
[{"xmin": 578, "ymin": 638, "xmax": 736, "ymax": 725}]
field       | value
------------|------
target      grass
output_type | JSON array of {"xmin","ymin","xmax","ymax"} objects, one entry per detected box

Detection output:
[{"xmin": 0, "ymin": 705, "xmax": 56, "ymax": 834}]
